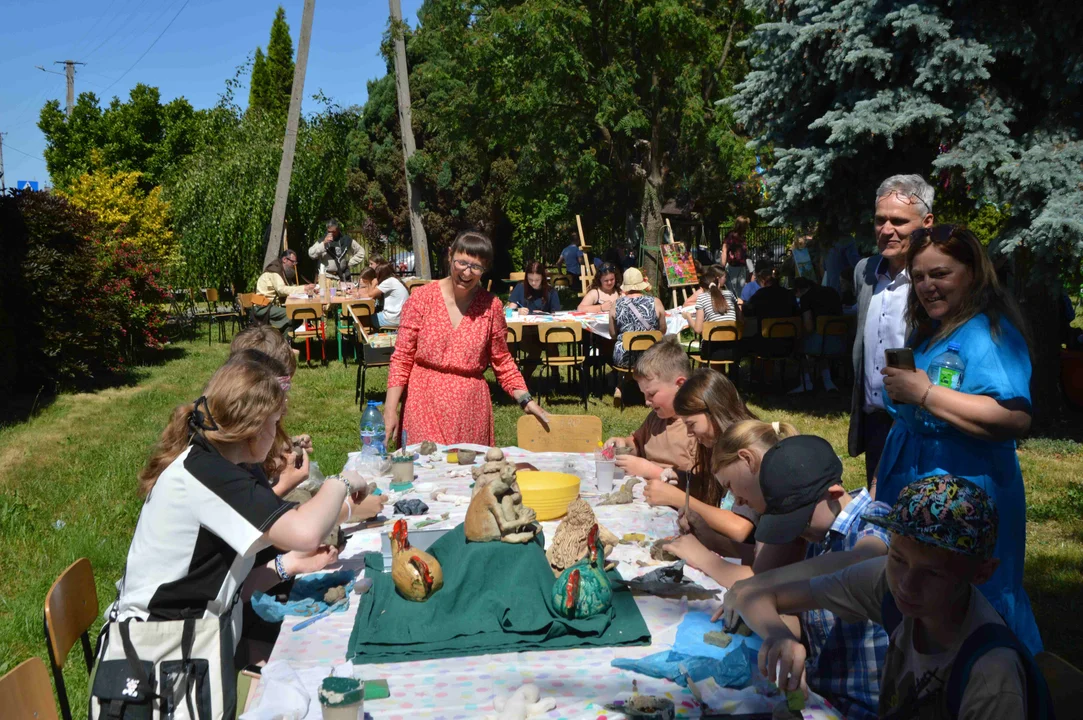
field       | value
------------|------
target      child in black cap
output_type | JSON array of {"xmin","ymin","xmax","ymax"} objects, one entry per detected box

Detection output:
[
  {"xmin": 717, "ymin": 433, "xmax": 892, "ymax": 719},
  {"xmin": 731, "ymin": 475, "xmax": 1048, "ymax": 720}
]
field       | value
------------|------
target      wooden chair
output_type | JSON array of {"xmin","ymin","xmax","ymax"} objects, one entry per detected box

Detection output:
[
  {"xmin": 340, "ymin": 299, "xmax": 377, "ymax": 367},
  {"xmin": 1036, "ymin": 651, "xmax": 1083, "ymax": 720},
  {"xmin": 0, "ymin": 657, "xmax": 59, "ymax": 720},
  {"xmin": 538, "ymin": 322, "xmax": 588, "ymax": 409},
  {"xmin": 690, "ymin": 320, "xmax": 742, "ymax": 377},
  {"xmin": 203, "ymin": 287, "xmax": 240, "ymax": 343},
  {"xmin": 516, "ymin": 414, "xmax": 602, "ymax": 453},
  {"xmin": 287, "ymin": 302, "xmax": 327, "ymax": 366},
  {"xmin": 43, "ymin": 558, "xmax": 98, "ymax": 720},
  {"xmin": 507, "ymin": 271, "xmax": 526, "ymax": 283},
  {"xmin": 348, "ymin": 304, "xmax": 394, "ymax": 404},
  {"xmin": 237, "ymin": 292, "xmax": 260, "ymax": 330},
  {"xmin": 805, "ymin": 314, "xmax": 852, "ymax": 387},
  {"xmin": 609, "ymin": 330, "xmax": 663, "ymax": 410},
  {"xmin": 750, "ymin": 316, "xmax": 800, "ymax": 391},
  {"xmin": 505, "ymin": 320, "xmax": 524, "ymax": 364},
  {"xmin": 405, "ymin": 279, "xmax": 429, "ymax": 294}
]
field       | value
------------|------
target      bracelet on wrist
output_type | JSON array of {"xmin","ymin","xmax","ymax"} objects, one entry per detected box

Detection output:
[
  {"xmin": 337, "ymin": 474, "xmax": 354, "ymax": 495},
  {"xmin": 274, "ymin": 554, "xmax": 292, "ymax": 581},
  {"xmin": 343, "ymin": 499, "xmax": 352, "ymax": 523},
  {"xmin": 920, "ymin": 383, "xmax": 935, "ymax": 409}
]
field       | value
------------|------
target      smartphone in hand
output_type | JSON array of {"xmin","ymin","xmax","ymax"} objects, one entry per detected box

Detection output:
[{"xmin": 885, "ymin": 347, "xmax": 916, "ymax": 371}]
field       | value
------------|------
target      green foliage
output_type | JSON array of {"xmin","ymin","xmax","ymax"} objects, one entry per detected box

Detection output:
[
  {"xmin": 38, "ymin": 85, "xmax": 199, "ymax": 189},
  {"xmin": 248, "ymin": 6, "xmax": 296, "ymax": 116}
]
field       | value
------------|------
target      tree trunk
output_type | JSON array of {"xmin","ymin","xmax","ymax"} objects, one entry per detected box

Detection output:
[
  {"xmin": 639, "ymin": 82, "xmax": 664, "ymax": 292},
  {"xmin": 1018, "ymin": 267, "xmax": 1064, "ymax": 434}
]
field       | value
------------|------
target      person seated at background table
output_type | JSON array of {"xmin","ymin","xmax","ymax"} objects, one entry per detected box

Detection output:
[
  {"xmin": 610, "ymin": 267, "xmax": 666, "ymax": 369},
  {"xmin": 557, "ymin": 231, "xmax": 585, "ymax": 278},
  {"xmin": 744, "ymin": 264, "xmax": 800, "ymax": 360},
  {"xmin": 308, "ymin": 218, "xmax": 365, "ymax": 281},
  {"xmin": 684, "ymin": 264, "xmax": 741, "ymax": 334},
  {"xmin": 383, "ymin": 230, "xmax": 549, "ymax": 446},
  {"xmin": 254, "ymin": 249, "xmax": 316, "ymax": 331},
  {"xmin": 578, "ymin": 263, "xmax": 623, "ymax": 312},
  {"xmin": 507, "ymin": 260, "xmax": 561, "ymax": 314},
  {"xmin": 94, "ymin": 357, "xmax": 354, "ymax": 716},
  {"xmin": 715, "ymin": 434, "xmax": 891, "ymax": 719},
  {"xmin": 663, "ymin": 419, "xmax": 808, "ymax": 588},
  {"xmin": 877, "ymin": 224, "xmax": 1042, "ymax": 654},
  {"xmin": 736, "ymin": 476, "xmax": 1038, "ymax": 720},
  {"xmin": 356, "ymin": 259, "xmax": 409, "ymax": 328},
  {"xmin": 790, "ymin": 276, "xmax": 844, "ymax": 394},
  {"xmin": 368, "ymin": 254, "xmax": 386, "ymax": 270},
  {"xmin": 741, "ymin": 268, "xmax": 761, "ymax": 303}
]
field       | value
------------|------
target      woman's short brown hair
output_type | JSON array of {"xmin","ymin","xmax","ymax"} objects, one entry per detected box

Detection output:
[{"xmin": 448, "ymin": 230, "xmax": 494, "ymax": 269}]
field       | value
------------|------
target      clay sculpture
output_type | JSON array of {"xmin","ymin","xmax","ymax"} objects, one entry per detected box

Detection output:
[
  {"xmin": 471, "ymin": 450, "xmax": 518, "ymax": 496},
  {"xmin": 390, "ymin": 519, "xmax": 444, "ymax": 601},
  {"xmin": 457, "ymin": 449, "xmax": 478, "ymax": 465},
  {"xmin": 702, "ymin": 630, "xmax": 732, "ymax": 648},
  {"xmin": 419, "ymin": 440, "xmax": 438, "ymax": 456},
  {"xmin": 464, "ymin": 471, "xmax": 540, "ymax": 544},
  {"xmin": 597, "ymin": 477, "xmax": 642, "ymax": 506},
  {"xmin": 546, "ymin": 498, "xmax": 618, "ymax": 576},
  {"xmin": 551, "ymin": 524, "xmax": 613, "ymax": 619}
]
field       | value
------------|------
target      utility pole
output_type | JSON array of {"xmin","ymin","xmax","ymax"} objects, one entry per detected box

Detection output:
[
  {"xmin": 263, "ymin": 0, "xmax": 315, "ymax": 269},
  {"xmin": 55, "ymin": 60, "xmax": 86, "ymax": 117},
  {"xmin": 0, "ymin": 133, "xmax": 6, "ymax": 191},
  {"xmin": 389, "ymin": 0, "xmax": 431, "ymax": 279}
]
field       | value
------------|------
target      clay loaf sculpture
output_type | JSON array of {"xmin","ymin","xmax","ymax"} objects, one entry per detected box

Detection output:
[
  {"xmin": 464, "ymin": 448, "xmax": 540, "ymax": 543},
  {"xmin": 546, "ymin": 498, "xmax": 619, "ymax": 576},
  {"xmin": 390, "ymin": 519, "xmax": 444, "ymax": 601}
]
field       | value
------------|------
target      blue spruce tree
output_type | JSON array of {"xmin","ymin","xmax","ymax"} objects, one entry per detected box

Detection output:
[{"xmin": 729, "ymin": 0, "xmax": 1083, "ymax": 425}]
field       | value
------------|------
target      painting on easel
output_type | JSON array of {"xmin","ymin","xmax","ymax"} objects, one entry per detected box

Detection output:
[{"xmin": 661, "ymin": 242, "xmax": 698, "ymax": 288}]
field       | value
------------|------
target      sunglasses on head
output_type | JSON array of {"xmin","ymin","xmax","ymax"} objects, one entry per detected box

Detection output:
[{"xmin": 910, "ymin": 224, "xmax": 960, "ymax": 244}]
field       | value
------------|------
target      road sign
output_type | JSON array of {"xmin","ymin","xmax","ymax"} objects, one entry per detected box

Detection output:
[{"xmin": 17, "ymin": 180, "xmax": 39, "ymax": 191}]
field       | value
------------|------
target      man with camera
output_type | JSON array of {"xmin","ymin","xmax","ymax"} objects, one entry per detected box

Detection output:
[{"xmin": 308, "ymin": 218, "xmax": 365, "ymax": 281}]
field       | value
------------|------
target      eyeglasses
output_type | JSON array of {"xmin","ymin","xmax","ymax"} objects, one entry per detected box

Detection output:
[
  {"xmin": 600, "ymin": 263, "xmax": 618, "ymax": 273},
  {"xmin": 452, "ymin": 258, "xmax": 486, "ymax": 274}
]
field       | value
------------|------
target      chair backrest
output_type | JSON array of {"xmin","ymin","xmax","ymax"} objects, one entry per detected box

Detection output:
[
  {"xmin": 507, "ymin": 271, "xmax": 526, "ymax": 283},
  {"xmin": 405, "ymin": 279, "xmax": 428, "ymax": 294},
  {"xmin": 620, "ymin": 330, "xmax": 663, "ymax": 353},
  {"xmin": 347, "ymin": 304, "xmax": 376, "ymax": 344},
  {"xmin": 287, "ymin": 302, "xmax": 325, "ymax": 321},
  {"xmin": 506, "ymin": 321, "xmax": 524, "ymax": 344},
  {"xmin": 0, "ymin": 658, "xmax": 59, "ymax": 720},
  {"xmin": 539, "ymin": 321, "xmax": 583, "ymax": 344},
  {"xmin": 762, "ymin": 317, "xmax": 800, "ymax": 339},
  {"xmin": 204, "ymin": 288, "xmax": 220, "ymax": 303},
  {"xmin": 1036, "ymin": 651, "xmax": 1083, "ymax": 720},
  {"xmin": 44, "ymin": 558, "xmax": 99, "ymax": 671},
  {"xmin": 516, "ymin": 414, "xmax": 603, "ymax": 453},
  {"xmin": 701, "ymin": 321, "xmax": 740, "ymax": 344},
  {"xmin": 815, "ymin": 314, "xmax": 850, "ymax": 337},
  {"xmin": 237, "ymin": 293, "xmax": 257, "ymax": 311},
  {"xmin": 344, "ymin": 299, "xmax": 376, "ymax": 323}
]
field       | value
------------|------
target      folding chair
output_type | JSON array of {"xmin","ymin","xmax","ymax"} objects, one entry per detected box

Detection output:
[
  {"xmin": 340, "ymin": 299, "xmax": 377, "ymax": 367},
  {"xmin": 1036, "ymin": 651, "xmax": 1083, "ymax": 720},
  {"xmin": 690, "ymin": 320, "xmax": 742, "ymax": 379},
  {"xmin": 539, "ymin": 322, "xmax": 589, "ymax": 409},
  {"xmin": 349, "ymin": 303, "xmax": 395, "ymax": 404},
  {"xmin": 0, "ymin": 657, "xmax": 59, "ymax": 720},
  {"xmin": 287, "ymin": 301, "xmax": 327, "ymax": 366},
  {"xmin": 609, "ymin": 330, "xmax": 663, "ymax": 410},
  {"xmin": 751, "ymin": 316, "xmax": 800, "ymax": 391},
  {"xmin": 516, "ymin": 414, "xmax": 602, "ymax": 453},
  {"xmin": 43, "ymin": 558, "xmax": 98, "ymax": 720}
]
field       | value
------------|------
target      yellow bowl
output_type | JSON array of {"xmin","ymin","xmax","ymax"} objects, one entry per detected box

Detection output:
[{"xmin": 516, "ymin": 471, "xmax": 581, "ymax": 521}]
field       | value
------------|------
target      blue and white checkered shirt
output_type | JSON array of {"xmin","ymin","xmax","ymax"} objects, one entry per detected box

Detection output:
[{"xmin": 803, "ymin": 489, "xmax": 891, "ymax": 720}]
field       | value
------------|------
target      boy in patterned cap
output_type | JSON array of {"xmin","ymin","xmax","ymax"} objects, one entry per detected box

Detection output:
[{"xmin": 736, "ymin": 475, "xmax": 1038, "ymax": 720}]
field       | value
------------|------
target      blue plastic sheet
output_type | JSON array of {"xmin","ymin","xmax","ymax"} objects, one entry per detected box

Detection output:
[
  {"xmin": 250, "ymin": 569, "xmax": 356, "ymax": 622},
  {"xmin": 611, "ymin": 611, "xmax": 762, "ymax": 689}
]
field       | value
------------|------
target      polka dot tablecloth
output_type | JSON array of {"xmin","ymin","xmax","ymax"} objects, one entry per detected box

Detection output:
[{"xmin": 247, "ymin": 448, "xmax": 841, "ymax": 719}]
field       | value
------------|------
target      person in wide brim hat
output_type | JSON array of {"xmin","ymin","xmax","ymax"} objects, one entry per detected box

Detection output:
[{"xmin": 620, "ymin": 267, "xmax": 652, "ymax": 293}]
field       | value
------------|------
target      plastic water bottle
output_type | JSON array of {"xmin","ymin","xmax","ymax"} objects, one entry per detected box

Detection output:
[
  {"xmin": 359, "ymin": 401, "xmax": 386, "ymax": 455},
  {"xmin": 917, "ymin": 342, "xmax": 965, "ymax": 430}
]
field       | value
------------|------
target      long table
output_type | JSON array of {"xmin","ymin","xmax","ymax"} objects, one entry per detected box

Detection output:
[
  {"xmin": 513, "ymin": 308, "xmax": 689, "ymax": 339},
  {"xmin": 245, "ymin": 447, "xmax": 841, "ymax": 719}
]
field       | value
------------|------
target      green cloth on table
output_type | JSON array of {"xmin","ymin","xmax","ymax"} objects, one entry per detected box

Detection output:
[{"xmin": 346, "ymin": 525, "xmax": 650, "ymax": 664}]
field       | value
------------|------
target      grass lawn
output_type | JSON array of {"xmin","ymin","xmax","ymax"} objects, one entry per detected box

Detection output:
[{"xmin": 1, "ymin": 334, "xmax": 1080, "ymax": 713}]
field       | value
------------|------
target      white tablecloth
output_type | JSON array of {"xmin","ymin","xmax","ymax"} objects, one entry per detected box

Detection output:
[
  {"xmin": 515, "ymin": 309, "xmax": 688, "ymax": 340},
  {"xmin": 246, "ymin": 447, "xmax": 841, "ymax": 719}
]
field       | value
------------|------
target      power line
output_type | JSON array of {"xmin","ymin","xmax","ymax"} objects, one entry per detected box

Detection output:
[
  {"xmin": 71, "ymin": 0, "xmax": 123, "ymax": 57},
  {"xmin": 84, "ymin": 0, "xmax": 150, "ymax": 60},
  {"xmin": 3, "ymin": 143, "xmax": 43, "ymax": 161},
  {"xmin": 105, "ymin": 0, "xmax": 190, "ymax": 91}
]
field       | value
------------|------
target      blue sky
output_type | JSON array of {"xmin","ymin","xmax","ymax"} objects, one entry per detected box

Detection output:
[{"xmin": 0, "ymin": 0, "xmax": 424, "ymax": 186}]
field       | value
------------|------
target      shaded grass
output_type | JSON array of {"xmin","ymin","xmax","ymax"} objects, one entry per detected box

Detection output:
[{"xmin": 1, "ymin": 335, "xmax": 1080, "ymax": 714}]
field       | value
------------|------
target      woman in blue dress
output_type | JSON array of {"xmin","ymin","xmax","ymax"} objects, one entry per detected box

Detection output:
[{"xmin": 878, "ymin": 225, "xmax": 1041, "ymax": 653}]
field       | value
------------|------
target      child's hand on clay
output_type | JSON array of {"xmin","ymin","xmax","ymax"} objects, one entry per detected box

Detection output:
[
  {"xmin": 348, "ymin": 492, "xmax": 386, "ymax": 522},
  {"xmin": 291, "ymin": 434, "xmax": 313, "ymax": 451},
  {"xmin": 712, "ymin": 577, "xmax": 750, "ymax": 628},
  {"xmin": 276, "ymin": 448, "xmax": 310, "ymax": 495},
  {"xmin": 662, "ymin": 534, "xmax": 717, "ymax": 571},
  {"xmin": 616, "ymin": 455, "xmax": 662, "ymax": 480},
  {"xmin": 643, "ymin": 477, "xmax": 683, "ymax": 507},
  {"xmin": 283, "ymin": 545, "xmax": 340, "ymax": 575},
  {"xmin": 759, "ymin": 634, "xmax": 808, "ymax": 695}
]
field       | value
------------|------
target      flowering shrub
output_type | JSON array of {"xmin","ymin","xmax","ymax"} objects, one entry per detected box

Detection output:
[{"xmin": 0, "ymin": 189, "xmax": 168, "ymax": 393}]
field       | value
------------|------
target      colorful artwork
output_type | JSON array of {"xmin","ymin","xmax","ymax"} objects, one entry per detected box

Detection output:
[{"xmin": 661, "ymin": 242, "xmax": 698, "ymax": 287}]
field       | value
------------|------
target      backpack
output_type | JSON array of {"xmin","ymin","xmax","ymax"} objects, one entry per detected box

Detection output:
[{"xmin": 880, "ymin": 591, "xmax": 1055, "ymax": 720}]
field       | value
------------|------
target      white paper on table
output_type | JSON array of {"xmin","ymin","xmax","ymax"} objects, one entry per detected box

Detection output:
[{"xmin": 240, "ymin": 661, "xmax": 310, "ymax": 720}]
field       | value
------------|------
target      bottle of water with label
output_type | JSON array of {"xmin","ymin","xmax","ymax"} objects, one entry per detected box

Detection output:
[
  {"xmin": 917, "ymin": 342, "xmax": 965, "ymax": 430},
  {"xmin": 359, "ymin": 401, "xmax": 386, "ymax": 455}
]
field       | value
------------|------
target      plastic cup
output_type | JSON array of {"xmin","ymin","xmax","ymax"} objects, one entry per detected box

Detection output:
[{"xmin": 595, "ymin": 460, "xmax": 615, "ymax": 493}]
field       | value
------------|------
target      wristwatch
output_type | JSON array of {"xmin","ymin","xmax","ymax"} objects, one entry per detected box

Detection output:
[{"xmin": 518, "ymin": 392, "xmax": 533, "ymax": 410}]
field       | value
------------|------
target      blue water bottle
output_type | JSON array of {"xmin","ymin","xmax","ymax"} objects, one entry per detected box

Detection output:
[
  {"xmin": 359, "ymin": 401, "xmax": 386, "ymax": 455},
  {"xmin": 918, "ymin": 342, "xmax": 965, "ymax": 430}
]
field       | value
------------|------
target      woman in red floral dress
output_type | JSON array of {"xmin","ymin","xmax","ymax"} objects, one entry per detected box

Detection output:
[{"xmin": 383, "ymin": 231, "xmax": 550, "ymax": 446}]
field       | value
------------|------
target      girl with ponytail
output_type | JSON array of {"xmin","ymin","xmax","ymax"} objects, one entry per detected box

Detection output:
[{"xmin": 685, "ymin": 264, "xmax": 740, "ymax": 334}]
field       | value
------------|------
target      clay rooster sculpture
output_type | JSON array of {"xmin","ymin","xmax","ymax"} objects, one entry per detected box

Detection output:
[
  {"xmin": 390, "ymin": 519, "xmax": 444, "ymax": 602},
  {"xmin": 551, "ymin": 524, "xmax": 612, "ymax": 619}
]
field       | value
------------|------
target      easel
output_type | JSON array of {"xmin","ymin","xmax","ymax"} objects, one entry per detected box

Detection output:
[
  {"xmin": 664, "ymin": 219, "xmax": 696, "ymax": 308},
  {"xmin": 576, "ymin": 214, "xmax": 596, "ymax": 297}
]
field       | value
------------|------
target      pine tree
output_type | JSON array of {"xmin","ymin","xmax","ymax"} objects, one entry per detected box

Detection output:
[
  {"xmin": 729, "ymin": 0, "xmax": 1083, "ymax": 425},
  {"xmin": 249, "ymin": 47, "xmax": 269, "ymax": 111},
  {"xmin": 248, "ymin": 6, "xmax": 294, "ymax": 115}
]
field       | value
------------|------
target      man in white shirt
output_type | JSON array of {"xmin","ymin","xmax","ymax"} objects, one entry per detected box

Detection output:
[{"xmin": 848, "ymin": 175, "xmax": 934, "ymax": 491}]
